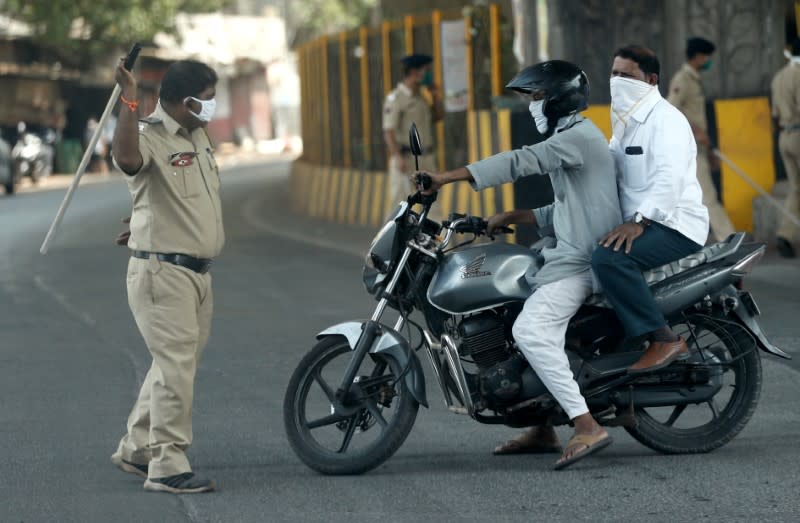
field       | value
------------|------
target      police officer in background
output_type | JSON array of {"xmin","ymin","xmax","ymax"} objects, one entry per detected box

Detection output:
[
  {"xmin": 668, "ymin": 37, "xmax": 736, "ymax": 243},
  {"xmin": 383, "ymin": 54, "xmax": 444, "ymax": 219},
  {"xmin": 770, "ymin": 37, "xmax": 800, "ymax": 258},
  {"xmin": 110, "ymin": 58, "xmax": 223, "ymax": 493}
]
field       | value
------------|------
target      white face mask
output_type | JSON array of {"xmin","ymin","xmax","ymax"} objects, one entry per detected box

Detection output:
[
  {"xmin": 529, "ymin": 100, "xmax": 549, "ymax": 135},
  {"xmin": 186, "ymin": 96, "xmax": 217, "ymax": 122},
  {"xmin": 784, "ymin": 49, "xmax": 800, "ymax": 65},
  {"xmin": 609, "ymin": 76, "xmax": 657, "ymax": 141}
]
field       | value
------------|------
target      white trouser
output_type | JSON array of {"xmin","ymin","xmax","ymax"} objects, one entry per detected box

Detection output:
[{"xmin": 511, "ymin": 271, "xmax": 593, "ymax": 420}]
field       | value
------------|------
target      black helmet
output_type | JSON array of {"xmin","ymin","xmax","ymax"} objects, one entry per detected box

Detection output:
[{"xmin": 506, "ymin": 60, "xmax": 589, "ymax": 124}]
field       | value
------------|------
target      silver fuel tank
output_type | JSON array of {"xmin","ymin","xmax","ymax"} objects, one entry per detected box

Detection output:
[{"xmin": 427, "ymin": 242, "xmax": 540, "ymax": 315}]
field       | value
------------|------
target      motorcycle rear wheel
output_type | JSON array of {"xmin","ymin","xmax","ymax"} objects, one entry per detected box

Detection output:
[
  {"xmin": 625, "ymin": 315, "xmax": 761, "ymax": 454},
  {"xmin": 283, "ymin": 335, "xmax": 419, "ymax": 475}
]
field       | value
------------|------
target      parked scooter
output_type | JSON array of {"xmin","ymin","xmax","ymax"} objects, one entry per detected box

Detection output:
[{"xmin": 11, "ymin": 123, "xmax": 54, "ymax": 184}]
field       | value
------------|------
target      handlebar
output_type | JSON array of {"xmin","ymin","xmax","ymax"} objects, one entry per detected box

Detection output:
[
  {"xmin": 436, "ymin": 213, "xmax": 513, "ymax": 252},
  {"xmin": 445, "ymin": 214, "xmax": 513, "ymax": 236}
]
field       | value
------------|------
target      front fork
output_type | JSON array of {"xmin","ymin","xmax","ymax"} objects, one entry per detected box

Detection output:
[{"xmin": 334, "ymin": 236, "xmax": 416, "ymax": 402}]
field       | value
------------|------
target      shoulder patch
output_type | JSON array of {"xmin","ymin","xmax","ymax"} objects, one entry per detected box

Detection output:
[{"xmin": 137, "ymin": 116, "xmax": 161, "ymax": 133}]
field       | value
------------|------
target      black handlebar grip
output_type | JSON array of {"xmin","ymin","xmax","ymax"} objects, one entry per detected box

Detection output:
[
  {"xmin": 124, "ymin": 43, "xmax": 142, "ymax": 71},
  {"xmin": 415, "ymin": 172, "xmax": 432, "ymax": 190}
]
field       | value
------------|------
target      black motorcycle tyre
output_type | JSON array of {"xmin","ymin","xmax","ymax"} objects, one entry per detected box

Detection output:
[
  {"xmin": 625, "ymin": 318, "xmax": 762, "ymax": 454},
  {"xmin": 284, "ymin": 335, "xmax": 419, "ymax": 475}
]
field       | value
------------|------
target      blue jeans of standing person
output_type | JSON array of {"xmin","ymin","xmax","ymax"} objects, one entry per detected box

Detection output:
[{"xmin": 591, "ymin": 222, "xmax": 704, "ymax": 339}]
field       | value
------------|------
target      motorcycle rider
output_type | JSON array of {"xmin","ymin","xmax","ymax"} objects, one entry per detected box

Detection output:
[{"xmin": 415, "ymin": 60, "xmax": 622, "ymax": 470}]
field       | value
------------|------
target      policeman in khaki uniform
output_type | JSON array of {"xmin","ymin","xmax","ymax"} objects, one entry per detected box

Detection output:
[
  {"xmin": 668, "ymin": 37, "xmax": 736, "ymax": 242},
  {"xmin": 770, "ymin": 38, "xmax": 800, "ymax": 258},
  {"xmin": 110, "ymin": 59, "xmax": 222, "ymax": 493},
  {"xmin": 383, "ymin": 54, "xmax": 444, "ymax": 219}
]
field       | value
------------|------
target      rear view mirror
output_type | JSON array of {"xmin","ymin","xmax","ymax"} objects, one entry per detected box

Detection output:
[{"xmin": 409, "ymin": 123, "xmax": 423, "ymax": 156}]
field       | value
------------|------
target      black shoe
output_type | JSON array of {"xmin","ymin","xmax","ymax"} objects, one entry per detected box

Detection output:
[
  {"xmin": 777, "ymin": 237, "xmax": 796, "ymax": 258},
  {"xmin": 111, "ymin": 455, "xmax": 148, "ymax": 478},
  {"xmin": 144, "ymin": 472, "xmax": 216, "ymax": 494}
]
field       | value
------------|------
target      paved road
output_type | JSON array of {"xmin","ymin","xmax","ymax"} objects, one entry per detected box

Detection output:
[{"xmin": 2, "ymin": 162, "xmax": 799, "ymax": 522}]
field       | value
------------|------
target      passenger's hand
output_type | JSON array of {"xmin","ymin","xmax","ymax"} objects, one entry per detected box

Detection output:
[
  {"xmin": 115, "ymin": 216, "xmax": 131, "ymax": 246},
  {"xmin": 412, "ymin": 171, "xmax": 443, "ymax": 195},
  {"xmin": 115, "ymin": 58, "xmax": 137, "ymax": 97},
  {"xmin": 600, "ymin": 222, "xmax": 645, "ymax": 254},
  {"xmin": 486, "ymin": 212, "xmax": 511, "ymax": 236}
]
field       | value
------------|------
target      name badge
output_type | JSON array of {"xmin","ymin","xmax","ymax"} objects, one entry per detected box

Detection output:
[{"xmin": 169, "ymin": 152, "xmax": 198, "ymax": 167}]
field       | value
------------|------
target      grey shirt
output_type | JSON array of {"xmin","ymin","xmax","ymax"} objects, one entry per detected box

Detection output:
[{"xmin": 466, "ymin": 116, "xmax": 622, "ymax": 289}]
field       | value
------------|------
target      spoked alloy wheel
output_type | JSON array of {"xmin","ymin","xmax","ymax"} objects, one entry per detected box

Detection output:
[
  {"xmin": 283, "ymin": 336, "xmax": 419, "ymax": 475},
  {"xmin": 625, "ymin": 314, "xmax": 762, "ymax": 454}
]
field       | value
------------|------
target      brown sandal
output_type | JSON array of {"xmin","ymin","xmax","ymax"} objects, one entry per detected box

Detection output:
[{"xmin": 553, "ymin": 432, "xmax": 613, "ymax": 470}]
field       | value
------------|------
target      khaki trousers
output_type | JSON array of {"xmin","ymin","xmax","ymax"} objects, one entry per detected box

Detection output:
[
  {"xmin": 388, "ymin": 153, "xmax": 444, "ymax": 222},
  {"xmin": 696, "ymin": 149, "xmax": 735, "ymax": 242},
  {"xmin": 112, "ymin": 256, "xmax": 213, "ymax": 478},
  {"xmin": 777, "ymin": 131, "xmax": 800, "ymax": 240}
]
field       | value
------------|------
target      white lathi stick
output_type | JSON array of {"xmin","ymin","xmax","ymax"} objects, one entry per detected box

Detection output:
[
  {"xmin": 40, "ymin": 84, "xmax": 122, "ymax": 254},
  {"xmin": 713, "ymin": 148, "xmax": 800, "ymax": 229}
]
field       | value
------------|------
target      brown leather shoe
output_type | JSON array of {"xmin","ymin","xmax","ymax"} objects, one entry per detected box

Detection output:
[{"xmin": 628, "ymin": 337, "xmax": 689, "ymax": 374}]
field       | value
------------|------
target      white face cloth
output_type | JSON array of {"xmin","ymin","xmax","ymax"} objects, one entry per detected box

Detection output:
[
  {"xmin": 784, "ymin": 49, "xmax": 800, "ymax": 65},
  {"xmin": 529, "ymin": 100, "xmax": 549, "ymax": 134},
  {"xmin": 186, "ymin": 96, "xmax": 217, "ymax": 122},
  {"xmin": 609, "ymin": 76, "xmax": 658, "ymax": 141}
]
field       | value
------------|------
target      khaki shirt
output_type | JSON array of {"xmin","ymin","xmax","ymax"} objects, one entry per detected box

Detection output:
[
  {"xmin": 668, "ymin": 63, "xmax": 707, "ymax": 133},
  {"xmin": 771, "ymin": 63, "xmax": 800, "ymax": 128},
  {"xmin": 382, "ymin": 82, "xmax": 434, "ymax": 151},
  {"xmin": 121, "ymin": 103, "xmax": 225, "ymax": 259}
]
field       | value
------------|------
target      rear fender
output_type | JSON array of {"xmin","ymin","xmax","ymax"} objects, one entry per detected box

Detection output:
[
  {"xmin": 728, "ymin": 293, "xmax": 791, "ymax": 360},
  {"xmin": 318, "ymin": 321, "xmax": 429, "ymax": 407}
]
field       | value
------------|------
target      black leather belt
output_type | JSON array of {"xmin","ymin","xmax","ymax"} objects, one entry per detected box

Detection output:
[
  {"xmin": 131, "ymin": 250, "xmax": 213, "ymax": 274},
  {"xmin": 781, "ymin": 124, "xmax": 800, "ymax": 132}
]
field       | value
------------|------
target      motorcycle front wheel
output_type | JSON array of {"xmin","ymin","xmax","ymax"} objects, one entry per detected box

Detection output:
[
  {"xmin": 283, "ymin": 335, "xmax": 419, "ymax": 475},
  {"xmin": 625, "ymin": 314, "xmax": 761, "ymax": 454}
]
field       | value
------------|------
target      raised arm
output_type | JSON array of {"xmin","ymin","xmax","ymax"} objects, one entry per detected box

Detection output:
[{"xmin": 112, "ymin": 58, "xmax": 143, "ymax": 175}]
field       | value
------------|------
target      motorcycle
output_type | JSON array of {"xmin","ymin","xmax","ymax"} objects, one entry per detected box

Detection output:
[
  {"xmin": 283, "ymin": 125, "xmax": 790, "ymax": 475},
  {"xmin": 11, "ymin": 127, "xmax": 54, "ymax": 184}
]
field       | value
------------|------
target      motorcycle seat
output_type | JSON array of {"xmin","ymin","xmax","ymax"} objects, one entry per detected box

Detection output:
[{"xmin": 585, "ymin": 232, "xmax": 746, "ymax": 307}]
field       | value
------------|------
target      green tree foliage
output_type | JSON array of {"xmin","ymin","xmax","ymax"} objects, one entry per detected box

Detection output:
[
  {"xmin": 286, "ymin": 0, "xmax": 378, "ymax": 43},
  {"xmin": 1, "ymin": 0, "xmax": 230, "ymax": 61}
]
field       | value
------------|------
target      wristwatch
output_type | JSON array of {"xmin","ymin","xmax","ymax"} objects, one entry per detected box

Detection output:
[{"xmin": 633, "ymin": 212, "xmax": 651, "ymax": 227}]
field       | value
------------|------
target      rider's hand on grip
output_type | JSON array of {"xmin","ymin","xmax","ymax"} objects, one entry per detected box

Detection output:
[{"xmin": 415, "ymin": 172, "xmax": 432, "ymax": 191}]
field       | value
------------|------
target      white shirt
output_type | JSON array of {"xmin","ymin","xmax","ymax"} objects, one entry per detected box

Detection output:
[{"xmin": 609, "ymin": 92, "xmax": 709, "ymax": 246}]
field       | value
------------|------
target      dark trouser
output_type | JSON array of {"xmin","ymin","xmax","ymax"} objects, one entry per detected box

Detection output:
[{"xmin": 591, "ymin": 222, "xmax": 703, "ymax": 339}]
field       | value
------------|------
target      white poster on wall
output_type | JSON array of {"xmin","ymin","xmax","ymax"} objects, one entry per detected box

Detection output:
[{"xmin": 441, "ymin": 20, "xmax": 468, "ymax": 113}]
